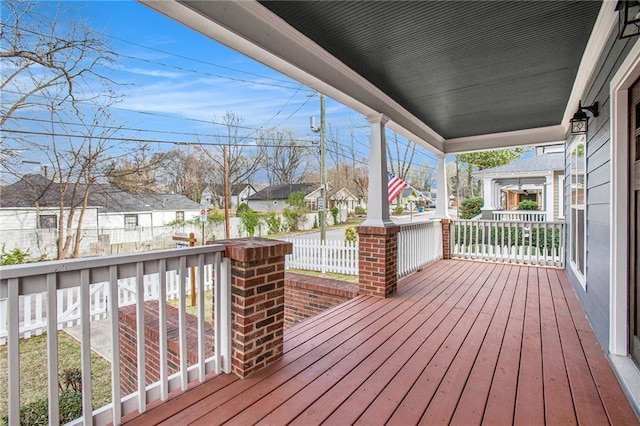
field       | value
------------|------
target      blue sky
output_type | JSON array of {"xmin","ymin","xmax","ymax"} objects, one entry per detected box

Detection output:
[{"xmin": 6, "ymin": 0, "xmax": 438, "ymax": 182}]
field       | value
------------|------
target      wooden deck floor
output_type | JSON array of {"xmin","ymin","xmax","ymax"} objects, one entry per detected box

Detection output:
[{"xmin": 124, "ymin": 260, "xmax": 639, "ymax": 425}]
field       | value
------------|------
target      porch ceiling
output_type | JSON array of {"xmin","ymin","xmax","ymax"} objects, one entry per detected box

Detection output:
[{"xmin": 140, "ymin": 1, "xmax": 607, "ymax": 154}]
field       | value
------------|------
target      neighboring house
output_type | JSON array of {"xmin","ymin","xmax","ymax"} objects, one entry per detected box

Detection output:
[
  {"xmin": 201, "ymin": 183, "xmax": 257, "ymax": 209},
  {"xmin": 306, "ymin": 186, "xmax": 361, "ymax": 212},
  {"xmin": 473, "ymin": 145, "xmax": 565, "ymax": 221},
  {"xmin": 246, "ymin": 183, "xmax": 317, "ymax": 212},
  {"xmin": 0, "ymin": 174, "xmax": 203, "ymax": 232},
  {"xmin": 247, "ymin": 182, "xmax": 365, "ymax": 213}
]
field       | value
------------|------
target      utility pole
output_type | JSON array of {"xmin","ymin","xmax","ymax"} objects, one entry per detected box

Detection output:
[{"xmin": 310, "ymin": 92, "xmax": 327, "ymax": 242}]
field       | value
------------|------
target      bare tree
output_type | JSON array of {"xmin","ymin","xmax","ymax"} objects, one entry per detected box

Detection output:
[
  {"xmin": 35, "ymin": 100, "xmax": 130, "ymax": 259},
  {"xmin": 0, "ymin": 0, "xmax": 116, "ymax": 130},
  {"xmin": 199, "ymin": 111, "xmax": 263, "ymax": 203},
  {"xmin": 387, "ymin": 133, "xmax": 416, "ymax": 182},
  {"xmin": 258, "ymin": 128, "xmax": 312, "ymax": 185}
]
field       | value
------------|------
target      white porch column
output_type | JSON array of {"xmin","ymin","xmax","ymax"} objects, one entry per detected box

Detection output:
[
  {"xmin": 545, "ymin": 173, "xmax": 554, "ymax": 221},
  {"xmin": 493, "ymin": 181, "xmax": 502, "ymax": 210},
  {"xmin": 362, "ymin": 114, "xmax": 393, "ymax": 227},
  {"xmin": 435, "ymin": 154, "xmax": 449, "ymax": 218},
  {"xmin": 481, "ymin": 178, "xmax": 496, "ymax": 209}
]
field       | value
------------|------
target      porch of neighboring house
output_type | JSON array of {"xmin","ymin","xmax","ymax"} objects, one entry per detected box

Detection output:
[{"xmin": 123, "ymin": 259, "xmax": 637, "ymax": 425}]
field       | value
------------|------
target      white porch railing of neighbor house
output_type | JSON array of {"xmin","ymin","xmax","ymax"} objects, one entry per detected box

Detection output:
[
  {"xmin": 397, "ymin": 220, "xmax": 443, "ymax": 278},
  {"xmin": 451, "ymin": 219, "xmax": 565, "ymax": 267},
  {"xmin": 0, "ymin": 246, "xmax": 232, "ymax": 425},
  {"xmin": 282, "ymin": 238, "xmax": 358, "ymax": 275},
  {"xmin": 0, "ymin": 266, "xmax": 214, "ymax": 344},
  {"xmin": 492, "ymin": 210, "xmax": 548, "ymax": 222}
]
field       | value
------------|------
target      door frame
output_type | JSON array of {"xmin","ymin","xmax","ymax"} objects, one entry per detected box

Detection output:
[{"xmin": 610, "ymin": 38, "xmax": 640, "ymax": 357}]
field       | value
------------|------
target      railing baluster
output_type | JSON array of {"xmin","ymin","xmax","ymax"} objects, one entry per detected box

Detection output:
[
  {"xmin": 220, "ymin": 254, "xmax": 232, "ymax": 374},
  {"xmin": 46, "ymin": 273, "xmax": 60, "ymax": 425},
  {"xmin": 197, "ymin": 253, "xmax": 206, "ymax": 383},
  {"xmin": 178, "ymin": 256, "xmax": 188, "ymax": 390},
  {"xmin": 214, "ymin": 252, "xmax": 222, "ymax": 374},
  {"xmin": 109, "ymin": 265, "xmax": 122, "ymax": 424},
  {"xmin": 80, "ymin": 269, "xmax": 94, "ymax": 425},
  {"xmin": 158, "ymin": 259, "xmax": 169, "ymax": 401},
  {"xmin": 135, "ymin": 262, "xmax": 146, "ymax": 413},
  {"xmin": 8, "ymin": 278, "xmax": 20, "ymax": 424}
]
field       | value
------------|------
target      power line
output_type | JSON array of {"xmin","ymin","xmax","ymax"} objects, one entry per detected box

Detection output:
[{"xmin": 0, "ymin": 128, "xmax": 316, "ymax": 148}]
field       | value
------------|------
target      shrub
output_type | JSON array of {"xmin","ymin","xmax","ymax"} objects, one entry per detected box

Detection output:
[
  {"xmin": 239, "ymin": 208, "xmax": 261, "ymax": 237},
  {"xmin": 393, "ymin": 205, "xmax": 404, "ymax": 215},
  {"xmin": 459, "ymin": 196, "xmax": 484, "ymax": 219},
  {"xmin": 265, "ymin": 213, "xmax": 281, "ymax": 234},
  {"xmin": 59, "ymin": 367, "xmax": 82, "ymax": 392},
  {"xmin": 517, "ymin": 199, "xmax": 539, "ymax": 210},
  {"xmin": 354, "ymin": 206, "xmax": 366, "ymax": 216},
  {"xmin": 5, "ymin": 389, "xmax": 82, "ymax": 425},
  {"xmin": 330, "ymin": 207, "xmax": 339, "ymax": 224},
  {"xmin": 1, "ymin": 246, "xmax": 31, "ymax": 265},
  {"xmin": 236, "ymin": 202, "xmax": 250, "ymax": 217},
  {"xmin": 345, "ymin": 226, "xmax": 358, "ymax": 243}
]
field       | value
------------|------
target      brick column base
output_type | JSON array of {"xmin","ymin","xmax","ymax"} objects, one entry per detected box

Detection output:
[
  {"xmin": 218, "ymin": 237, "xmax": 292, "ymax": 378},
  {"xmin": 441, "ymin": 218, "xmax": 452, "ymax": 260},
  {"xmin": 357, "ymin": 225, "xmax": 400, "ymax": 298}
]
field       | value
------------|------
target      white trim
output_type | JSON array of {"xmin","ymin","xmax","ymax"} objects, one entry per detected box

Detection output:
[
  {"xmin": 569, "ymin": 136, "xmax": 587, "ymax": 290},
  {"xmin": 562, "ymin": 1, "xmax": 618, "ymax": 129},
  {"xmin": 558, "ymin": 175, "xmax": 565, "ymax": 220},
  {"xmin": 609, "ymin": 37, "xmax": 640, "ymax": 356},
  {"xmin": 444, "ymin": 125, "xmax": 566, "ymax": 154},
  {"xmin": 609, "ymin": 355, "xmax": 640, "ymax": 418}
]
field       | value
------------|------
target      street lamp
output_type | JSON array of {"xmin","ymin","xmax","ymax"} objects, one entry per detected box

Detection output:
[{"xmin": 309, "ymin": 92, "xmax": 327, "ymax": 242}]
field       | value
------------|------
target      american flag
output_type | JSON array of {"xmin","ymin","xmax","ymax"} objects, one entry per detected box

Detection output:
[{"xmin": 387, "ymin": 172, "xmax": 409, "ymax": 203}]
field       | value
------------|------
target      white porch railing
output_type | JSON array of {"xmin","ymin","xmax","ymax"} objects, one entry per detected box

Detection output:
[
  {"xmin": 0, "ymin": 267, "xmax": 214, "ymax": 344},
  {"xmin": 282, "ymin": 238, "xmax": 358, "ymax": 275},
  {"xmin": 397, "ymin": 220, "xmax": 443, "ymax": 278},
  {"xmin": 492, "ymin": 210, "xmax": 548, "ymax": 222},
  {"xmin": 0, "ymin": 246, "xmax": 231, "ymax": 425},
  {"xmin": 451, "ymin": 219, "xmax": 565, "ymax": 267}
]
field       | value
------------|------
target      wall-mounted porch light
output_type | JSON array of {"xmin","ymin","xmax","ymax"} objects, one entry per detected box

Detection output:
[
  {"xmin": 617, "ymin": 1, "xmax": 640, "ymax": 39},
  {"xmin": 570, "ymin": 101, "xmax": 599, "ymax": 135}
]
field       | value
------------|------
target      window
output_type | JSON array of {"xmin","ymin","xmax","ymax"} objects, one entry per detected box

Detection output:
[
  {"xmin": 569, "ymin": 136, "xmax": 586, "ymax": 284},
  {"xmin": 307, "ymin": 200, "xmax": 317, "ymax": 211},
  {"xmin": 176, "ymin": 211, "xmax": 184, "ymax": 222},
  {"xmin": 39, "ymin": 215, "xmax": 57, "ymax": 229},
  {"xmin": 124, "ymin": 214, "xmax": 138, "ymax": 229}
]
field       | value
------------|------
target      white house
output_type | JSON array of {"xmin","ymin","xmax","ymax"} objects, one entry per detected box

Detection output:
[{"xmin": 473, "ymin": 145, "xmax": 565, "ymax": 221}]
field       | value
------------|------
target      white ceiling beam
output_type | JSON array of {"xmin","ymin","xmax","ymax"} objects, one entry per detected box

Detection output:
[{"xmin": 443, "ymin": 125, "xmax": 567, "ymax": 154}]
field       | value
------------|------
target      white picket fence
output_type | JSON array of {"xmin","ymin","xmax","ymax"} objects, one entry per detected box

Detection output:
[
  {"xmin": 282, "ymin": 238, "xmax": 358, "ymax": 275},
  {"xmin": 0, "ymin": 265, "xmax": 213, "ymax": 344}
]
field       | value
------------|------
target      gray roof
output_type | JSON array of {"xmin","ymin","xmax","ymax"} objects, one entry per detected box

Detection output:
[
  {"xmin": 248, "ymin": 183, "xmax": 317, "ymax": 201},
  {"xmin": 474, "ymin": 152, "xmax": 565, "ymax": 177},
  {"xmin": 0, "ymin": 175, "xmax": 201, "ymax": 212}
]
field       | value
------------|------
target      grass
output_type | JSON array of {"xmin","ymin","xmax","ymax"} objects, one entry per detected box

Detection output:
[
  {"xmin": 0, "ymin": 332, "xmax": 112, "ymax": 419},
  {"xmin": 166, "ymin": 289, "xmax": 214, "ymax": 322},
  {"xmin": 286, "ymin": 268, "xmax": 358, "ymax": 283}
]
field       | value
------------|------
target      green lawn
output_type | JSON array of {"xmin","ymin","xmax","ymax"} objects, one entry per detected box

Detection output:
[{"xmin": 0, "ymin": 332, "xmax": 112, "ymax": 420}]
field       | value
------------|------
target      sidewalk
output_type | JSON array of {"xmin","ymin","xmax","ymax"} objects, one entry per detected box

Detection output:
[{"xmin": 64, "ymin": 318, "xmax": 113, "ymax": 362}]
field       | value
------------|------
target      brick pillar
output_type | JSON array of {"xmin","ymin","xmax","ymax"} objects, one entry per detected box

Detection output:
[
  {"xmin": 218, "ymin": 237, "xmax": 292, "ymax": 378},
  {"xmin": 441, "ymin": 218, "xmax": 452, "ymax": 260},
  {"xmin": 357, "ymin": 225, "xmax": 400, "ymax": 298}
]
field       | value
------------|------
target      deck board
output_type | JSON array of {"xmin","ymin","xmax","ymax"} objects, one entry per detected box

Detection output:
[{"xmin": 124, "ymin": 260, "xmax": 639, "ymax": 426}]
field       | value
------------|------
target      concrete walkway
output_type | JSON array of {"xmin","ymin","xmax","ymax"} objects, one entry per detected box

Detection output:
[{"xmin": 64, "ymin": 318, "xmax": 113, "ymax": 362}]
